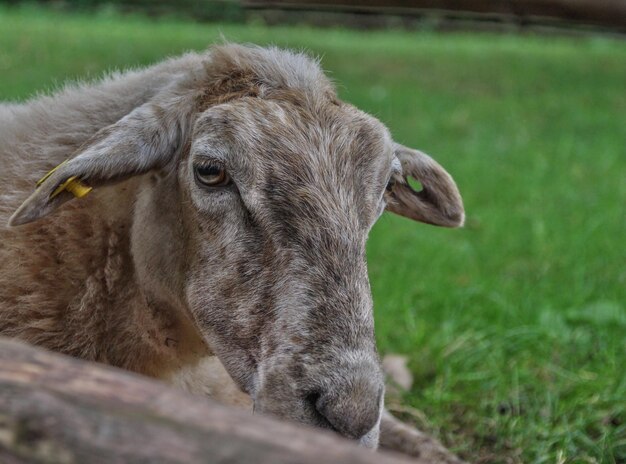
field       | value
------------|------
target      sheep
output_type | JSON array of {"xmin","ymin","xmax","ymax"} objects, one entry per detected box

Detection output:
[{"xmin": 0, "ymin": 43, "xmax": 464, "ymax": 459}]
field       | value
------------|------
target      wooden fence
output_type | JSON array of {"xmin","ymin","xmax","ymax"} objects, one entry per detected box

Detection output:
[{"xmin": 244, "ymin": 0, "xmax": 626, "ymax": 31}]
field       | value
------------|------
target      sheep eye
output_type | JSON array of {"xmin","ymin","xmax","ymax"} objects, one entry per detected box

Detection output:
[{"xmin": 194, "ymin": 163, "xmax": 230, "ymax": 187}]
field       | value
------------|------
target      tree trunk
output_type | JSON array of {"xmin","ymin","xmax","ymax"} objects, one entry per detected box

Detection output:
[{"xmin": 0, "ymin": 337, "xmax": 422, "ymax": 464}]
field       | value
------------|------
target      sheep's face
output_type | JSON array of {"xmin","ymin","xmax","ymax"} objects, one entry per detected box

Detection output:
[
  {"xmin": 178, "ymin": 97, "xmax": 392, "ymax": 445},
  {"xmin": 10, "ymin": 54, "xmax": 463, "ymax": 447}
]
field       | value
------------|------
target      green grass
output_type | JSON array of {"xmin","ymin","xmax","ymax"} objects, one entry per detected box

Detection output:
[{"xmin": 1, "ymin": 5, "xmax": 624, "ymax": 463}]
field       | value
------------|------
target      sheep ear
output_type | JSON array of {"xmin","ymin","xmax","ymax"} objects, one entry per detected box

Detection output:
[
  {"xmin": 9, "ymin": 100, "xmax": 187, "ymax": 227},
  {"xmin": 385, "ymin": 143, "xmax": 464, "ymax": 227}
]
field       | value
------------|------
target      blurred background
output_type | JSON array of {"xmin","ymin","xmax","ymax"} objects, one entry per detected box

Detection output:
[
  {"xmin": 1, "ymin": 1, "xmax": 624, "ymax": 463},
  {"xmin": 1, "ymin": 0, "xmax": 625, "ymax": 31}
]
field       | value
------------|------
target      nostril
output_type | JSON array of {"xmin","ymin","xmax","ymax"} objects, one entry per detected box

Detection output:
[
  {"xmin": 304, "ymin": 391, "xmax": 321, "ymax": 408},
  {"xmin": 304, "ymin": 391, "xmax": 339, "ymax": 432}
]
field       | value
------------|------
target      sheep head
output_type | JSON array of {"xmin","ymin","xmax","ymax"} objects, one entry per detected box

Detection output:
[{"xmin": 9, "ymin": 44, "xmax": 463, "ymax": 447}]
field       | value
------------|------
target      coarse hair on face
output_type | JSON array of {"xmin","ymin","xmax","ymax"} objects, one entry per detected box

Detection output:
[{"xmin": 3, "ymin": 43, "xmax": 464, "ymax": 447}]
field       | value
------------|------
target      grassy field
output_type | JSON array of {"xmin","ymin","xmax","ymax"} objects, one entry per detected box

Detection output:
[{"xmin": 1, "ymin": 5, "xmax": 624, "ymax": 463}]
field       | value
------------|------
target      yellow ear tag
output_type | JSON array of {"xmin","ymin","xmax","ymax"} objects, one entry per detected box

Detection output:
[
  {"xmin": 36, "ymin": 159, "xmax": 69, "ymax": 187},
  {"xmin": 50, "ymin": 176, "xmax": 92, "ymax": 199},
  {"xmin": 36, "ymin": 160, "xmax": 93, "ymax": 199}
]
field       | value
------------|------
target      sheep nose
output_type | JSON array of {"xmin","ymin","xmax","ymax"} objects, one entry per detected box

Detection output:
[{"xmin": 312, "ymin": 371, "xmax": 384, "ymax": 440}]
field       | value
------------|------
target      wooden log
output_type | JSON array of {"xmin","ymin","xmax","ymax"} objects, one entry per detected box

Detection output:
[
  {"xmin": 244, "ymin": 0, "xmax": 626, "ymax": 30},
  {"xmin": 0, "ymin": 337, "xmax": 420, "ymax": 464}
]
